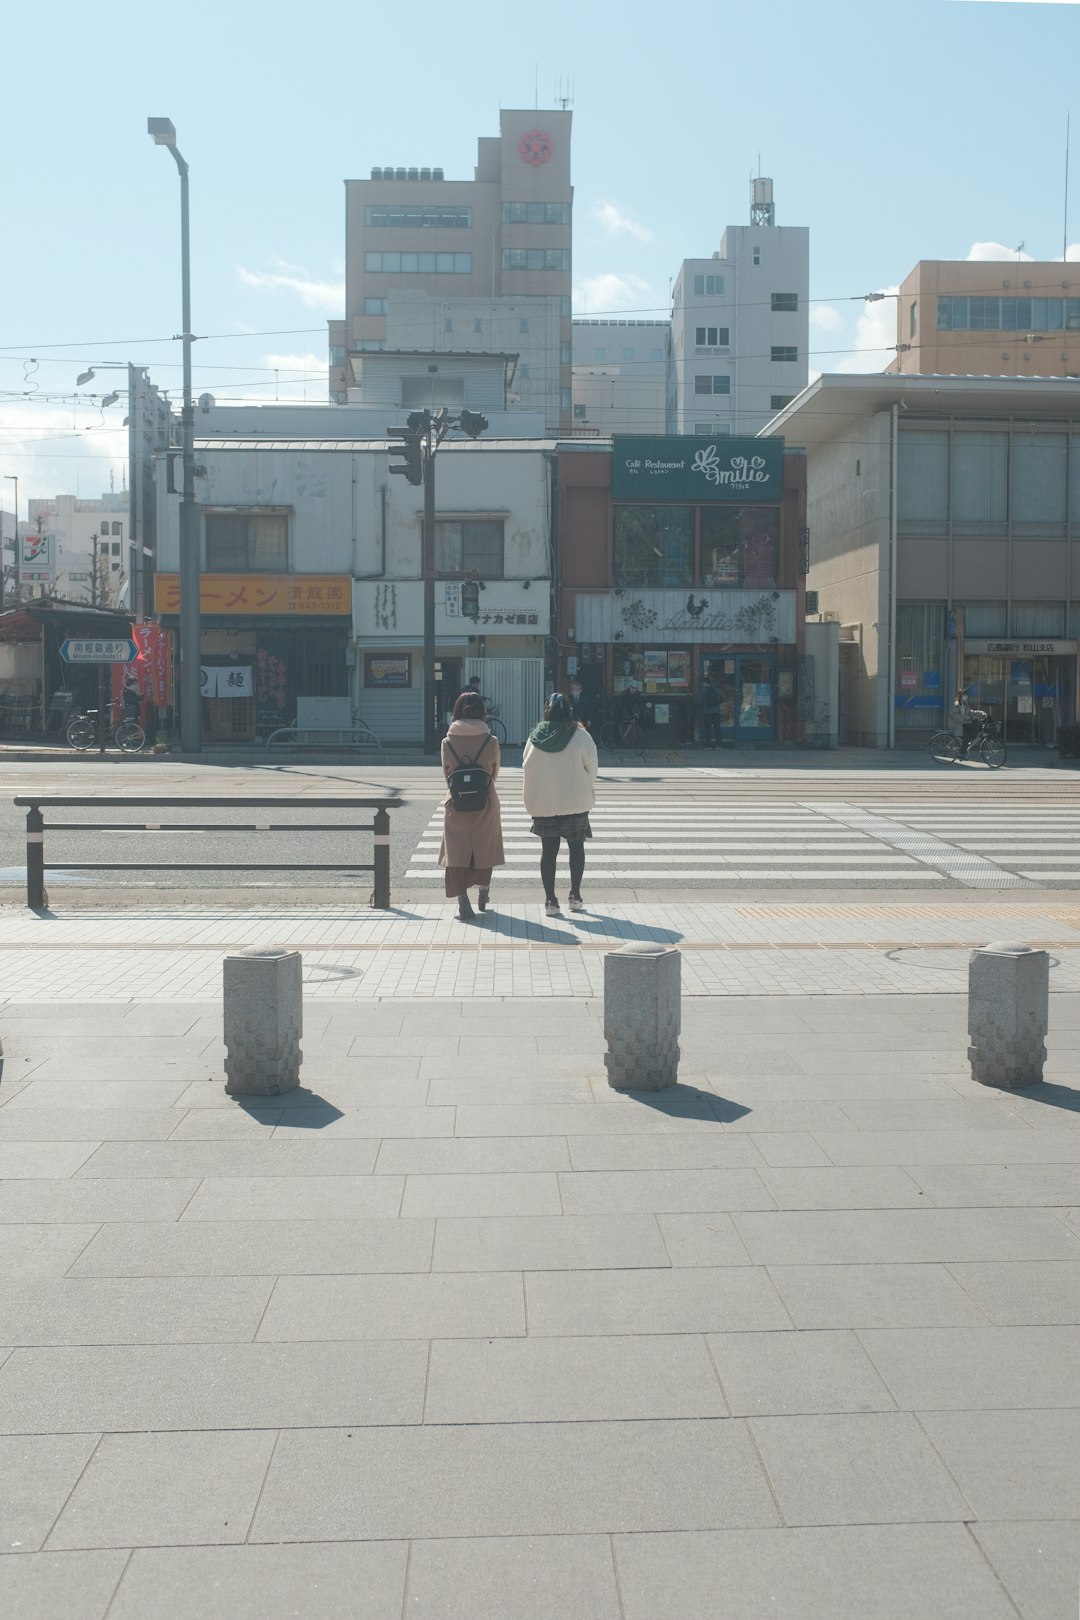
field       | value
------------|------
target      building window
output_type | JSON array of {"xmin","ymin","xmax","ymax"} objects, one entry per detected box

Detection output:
[
  {"xmin": 594, "ymin": 347, "xmax": 606, "ymax": 361},
  {"xmin": 363, "ymin": 298, "xmax": 387, "ymax": 315},
  {"xmin": 502, "ymin": 201, "xmax": 572, "ymax": 223},
  {"xmin": 770, "ymin": 395, "xmax": 794, "ymax": 411},
  {"xmin": 613, "ymin": 506, "xmax": 693, "ymax": 587},
  {"xmin": 938, "ymin": 294, "xmax": 1080, "ymax": 332},
  {"xmin": 573, "ymin": 403, "xmax": 587, "ymax": 420},
  {"xmin": 364, "ymin": 205, "xmax": 471, "ymax": 228},
  {"xmin": 112, "ymin": 522, "xmax": 123, "ymax": 536},
  {"xmin": 111, "ymin": 541, "xmax": 121, "ymax": 555},
  {"xmin": 771, "ymin": 346, "xmax": 798, "ymax": 363},
  {"xmin": 910, "ymin": 300, "xmax": 918, "ymax": 338},
  {"xmin": 329, "ymin": 345, "xmax": 346, "ymax": 366},
  {"xmin": 651, "ymin": 347, "xmax": 664, "ymax": 361},
  {"xmin": 693, "ymin": 274, "xmax": 724, "ymax": 296},
  {"xmin": 694, "ymin": 326, "xmax": 729, "ymax": 347},
  {"xmin": 519, "ymin": 364, "xmax": 530, "ymax": 379},
  {"xmin": 693, "ymin": 423, "xmax": 714, "ymax": 435},
  {"xmin": 205, "ymin": 510, "xmax": 289, "ymax": 572},
  {"xmin": 444, "ymin": 318, "xmax": 453, "ymax": 333},
  {"xmin": 561, "ymin": 295, "xmax": 572, "ymax": 317},
  {"xmin": 435, "ymin": 519, "xmax": 503, "ymax": 578},
  {"xmin": 701, "ymin": 507, "xmax": 779, "ymax": 588},
  {"xmin": 561, "ymin": 387, "xmax": 572, "ymax": 410},
  {"xmin": 752, "ymin": 247, "xmax": 761, "ymax": 266},
  {"xmin": 100, "ymin": 541, "xmax": 109, "ymax": 554},
  {"xmin": 898, "ymin": 429, "xmax": 949, "ymax": 535},
  {"xmin": 560, "ymin": 340, "xmax": 572, "ymax": 364},
  {"xmin": 622, "ymin": 347, "xmax": 635, "ymax": 361},
  {"xmin": 364, "ymin": 252, "xmax": 472, "ymax": 273},
  {"xmin": 694, "ymin": 374, "xmax": 731, "ymax": 395},
  {"xmin": 1011, "ymin": 433, "xmax": 1068, "ymax": 534},
  {"xmin": 771, "ymin": 292, "xmax": 798, "ymax": 312},
  {"xmin": 519, "ymin": 318, "xmax": 529, "ymax": 333},
  {"xmin": 474, "ymin": 319, "xmax": 483, "ymax": 333},
  {"xmin": 501, "ymin": 248, "xmax": 572, "ymax": 271},
  {"xmin": 953, "ymin": 431, "xmax": 1008, "ymax": 536}
]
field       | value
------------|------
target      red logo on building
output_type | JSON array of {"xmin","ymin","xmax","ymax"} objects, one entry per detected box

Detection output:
[{"xmin": 518, "ymin": 130, "xmax": 553, "ymax": 166}]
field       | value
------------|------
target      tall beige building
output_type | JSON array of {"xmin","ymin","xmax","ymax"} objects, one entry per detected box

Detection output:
[
  {"xmin": 329, "ymin": 110, "xmax": 573, "ymax": 432},
  {"xmin": 891, "ymin": 260, "xmax": 1080, "ymax": 377}
]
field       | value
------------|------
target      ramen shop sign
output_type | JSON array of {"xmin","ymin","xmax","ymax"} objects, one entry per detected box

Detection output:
[{"xmin": 612, "ymin": 435, "xmax": 783, "ymax": 503}]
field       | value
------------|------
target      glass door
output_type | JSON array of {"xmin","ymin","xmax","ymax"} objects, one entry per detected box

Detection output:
[{"xmin": 735, "ymin": 655, "xmax": 776, "ymax": 741}]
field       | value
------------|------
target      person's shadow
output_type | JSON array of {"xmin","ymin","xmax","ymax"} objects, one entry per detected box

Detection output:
[{"xmin": 566, "ymin": 913, "xmax": 684, "ymax": 945}]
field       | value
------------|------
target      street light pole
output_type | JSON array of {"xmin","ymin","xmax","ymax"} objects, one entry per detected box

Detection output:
[
  {"xmin": 2, "ymin": 475, "xmax": 17, "ymax": 611},
  {"xmin": 148, "ymin": 117, "xmax": 200, "ymax": 752}
]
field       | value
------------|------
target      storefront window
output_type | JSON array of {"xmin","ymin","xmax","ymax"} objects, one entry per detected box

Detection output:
[
  {"xmin": 895, "ymin": 602, "xmax": 946, "ymax": 731},
  {"xmin": 700, "ymin": 507, "xmax": 779, "ymax": 588},
  {"xmin": 613, "ymin": 506, "xmax": 692, "ymax": 587}
]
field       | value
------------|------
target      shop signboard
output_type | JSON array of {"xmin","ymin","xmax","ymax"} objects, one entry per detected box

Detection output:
[
  {"xmin": 612, "ymin": 435, "xmax": 783, "ymax": 502},
  {"xmin": 154, "ymin": 574, "xmax": 351, "ymax": 616},
  {"xmin": 366, "ymin": 655, "xmax": 411, "ymax": 688},
  {"xmin": 964, "ymin": 639, "xmax": 1077, "ymax": 656}
]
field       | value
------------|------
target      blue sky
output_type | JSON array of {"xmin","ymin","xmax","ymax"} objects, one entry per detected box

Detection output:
[{"xmin": 2, "ymin": 0, "xmax": 1078, "ymax": 512}]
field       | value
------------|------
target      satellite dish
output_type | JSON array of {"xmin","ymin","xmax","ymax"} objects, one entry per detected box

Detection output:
[{"xmin": 197, "ymin": 393, "xmax": 215, "ymax": 410}]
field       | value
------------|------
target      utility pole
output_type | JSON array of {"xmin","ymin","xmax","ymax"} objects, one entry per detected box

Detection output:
[{"xmin": 388, "ymin": 409, "xmax": 488, "ymax": 756}]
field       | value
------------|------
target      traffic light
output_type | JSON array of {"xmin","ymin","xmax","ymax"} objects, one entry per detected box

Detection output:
[
  {"xmin": 459, "ymin": 410, "xmax": 488, "ymax": 439},
  {"xmin": 388, "ymin": 425, "xmax": 423, "ymax": 485},
  {"xmin": 461, "ymin": 579, "xmax": 480, "ymax": 619}
]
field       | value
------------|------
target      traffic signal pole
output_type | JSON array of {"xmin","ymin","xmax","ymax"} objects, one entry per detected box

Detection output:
[{"xmin": 422, "ymin": 425, "xmax": 437, "ymax": 756}]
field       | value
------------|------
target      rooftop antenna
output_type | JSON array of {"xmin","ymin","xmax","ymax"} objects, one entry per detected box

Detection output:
[
  {"xmin": 1015, "ymin": 240, "xmax": 1025, "ymax": 262},
  {"xmin": 535, "ymin": 62, "xmax": 538, "ymax": 109},
  {"xmin": 555, "ymin": 74, "xmax": 573, "ymax": 111}
]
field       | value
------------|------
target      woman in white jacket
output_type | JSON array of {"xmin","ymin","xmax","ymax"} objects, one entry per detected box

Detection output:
[{"xmin": 522, "ymin": 693, "xmax": 599, "ymax": 915}]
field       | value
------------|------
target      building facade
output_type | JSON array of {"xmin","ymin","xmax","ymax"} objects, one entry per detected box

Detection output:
[
  {"xmin": 154, "ymin": 434, "xmax": 552, "ymax": 746},
  {"xmin": 891, "ymin": 260, "xmax": 1080, "ymax": 378},
  {"xmin": 25, "ymin": 493, "xmax": 130, "ymax": 606},
  {"xmin": 765, "ymin": 374, "xmax": 1080, "ymax": 748},
  {"xmin": 669, "ymin": 180, "xmax": 809, "ymax": 438},
  {"xmin": 571, "ymin": 320, "xmax": 668, "ymax": 436},
  {"xmin": 329, "ymin": 110, "xmax": 573, "ymax": 434},
  {"xmin": 557, "ymin": 435, "xmax": 807, "ymax": 745}
]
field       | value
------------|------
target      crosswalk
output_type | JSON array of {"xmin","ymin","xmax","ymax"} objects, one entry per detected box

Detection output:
[{"xmin": 403, "ymin": 784, "xmax": 1080, "ymax": 891}]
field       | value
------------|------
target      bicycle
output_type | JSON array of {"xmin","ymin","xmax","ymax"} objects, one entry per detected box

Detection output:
[
  {"xmin": 482, "ymin": 700, "xmax": 507, "ymax": 746},
  {"xmin": 599, "ymin": 711, "xmax": 644, "ymax": 751},
  {"xmin": 66, "ymin": 704, "xmax": 147, "ymax": 754},
  {"xmin": 928, "ymin": 713, "xmax": 1006, "ymax": 769}
]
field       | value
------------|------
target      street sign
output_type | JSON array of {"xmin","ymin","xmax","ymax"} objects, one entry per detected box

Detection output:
[{"xmin": 59, "ymin": 638, "xmax": 139, "ymax": 665}]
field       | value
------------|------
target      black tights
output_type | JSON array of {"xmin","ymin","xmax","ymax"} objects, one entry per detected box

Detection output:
[{"xmin": 540, "ymin": 836, "xmax": 585, "ymax": 901}]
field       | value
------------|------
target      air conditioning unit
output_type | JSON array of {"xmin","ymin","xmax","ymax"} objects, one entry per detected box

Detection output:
[
  {"xmin": 822, "ymin": 610, "xmax": 840, "ymax": 622},
  {"xmin": 805, "ymin": 590, "xmax": 819, "ymax": 614}
]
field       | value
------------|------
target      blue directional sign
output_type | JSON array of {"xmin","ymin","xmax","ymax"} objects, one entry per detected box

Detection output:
[{"xmin": 59, "ymin": 638, "xmax": 139, "ymax": 665}]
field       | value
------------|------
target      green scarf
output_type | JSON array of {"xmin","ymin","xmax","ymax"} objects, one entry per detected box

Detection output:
[{"xmin": 528, "ymin": 719, "xmax": 577, "ymax": 752}]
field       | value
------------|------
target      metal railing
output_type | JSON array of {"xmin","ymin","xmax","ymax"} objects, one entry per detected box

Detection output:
[{"xmin": 14, "ymin": 795, "xmax": 403, "ymax": 910}]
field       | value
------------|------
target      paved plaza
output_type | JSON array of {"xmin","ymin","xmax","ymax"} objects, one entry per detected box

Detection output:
[{"xmin": 0, "ymin": 761, "xmax": 1078, "ymax": 1616}]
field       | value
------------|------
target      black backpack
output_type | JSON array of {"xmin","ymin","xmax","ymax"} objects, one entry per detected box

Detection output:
[{"xmin": 445, "ymin": 733, "xmax": 494, "ymax": 812}]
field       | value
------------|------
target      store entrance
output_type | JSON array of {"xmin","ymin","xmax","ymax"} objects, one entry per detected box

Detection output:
[
  {"xmin": 963, "ymin": 655, "xmax": 1074, "ymax": 746},
  {"xmin": 701, "ymin": 654, "xmax": 776, "ymax": 743}
]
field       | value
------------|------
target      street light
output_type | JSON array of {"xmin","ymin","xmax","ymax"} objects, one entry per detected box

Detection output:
[
  {"xmin": 2, "ymin": 474, "xmax": 16, "ymax": 612},
  {"xmin": 147, "ymin": 116, "xmax": 200, "ymax": 752}
]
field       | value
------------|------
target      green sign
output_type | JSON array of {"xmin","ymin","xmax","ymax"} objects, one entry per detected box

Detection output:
[{"xmin": 611, "ymin": 435, "xmax": 784, "ymax": 503}]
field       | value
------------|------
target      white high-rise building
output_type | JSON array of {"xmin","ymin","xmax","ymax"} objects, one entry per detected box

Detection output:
[{"xmin": 668, "ymin": 179, "xmax": 809, "ymax": 437}]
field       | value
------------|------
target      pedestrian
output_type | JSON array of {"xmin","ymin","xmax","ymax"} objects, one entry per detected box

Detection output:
[
  {"xmin": 439, "ymin": 691, "xmax": 504, "ymax": 920},
  {"xmin": 700, "ymin": 671, "xmax": 723, "ymax": 748},
  {"xmin": 950, "ymin": 687, "xmax": 980, "ymax": 757},
  {"xmin": 522, "ymin": 692, "xmax": 598, "ymax": 915}
]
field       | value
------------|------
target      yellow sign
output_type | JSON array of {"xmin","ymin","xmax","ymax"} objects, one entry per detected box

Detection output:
[{"xmin": 154, "ymin": 574, "xmax": 352, "ymax": 617}]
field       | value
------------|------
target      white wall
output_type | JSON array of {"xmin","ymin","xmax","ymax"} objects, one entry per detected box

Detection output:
[{"xmin": 25, "ymin": 494, "xmax": 129, "ymax": 603}]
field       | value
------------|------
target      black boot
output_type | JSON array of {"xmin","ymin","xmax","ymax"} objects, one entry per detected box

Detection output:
[
  {"xmin": 478, "ymin": 887, "xmax": 489, "ymax": 912},
  {"xmin": 457, "ymin": 893, "xmax": 475, "ymax": 920}
]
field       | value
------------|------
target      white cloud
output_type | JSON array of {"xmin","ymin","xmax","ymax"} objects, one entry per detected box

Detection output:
[
  {"xmin": 235, "ymin": 259, "xmax": 344, "ymax": 313},
  {"xmin": 833, "ymin": 287, "xmax": 899, "ymax": 375},
  {"xmin": 966, "ymin": 241, "xmax": 1034, "ymax": 262},
  {"xmin": 573, "ymin": 271, "xmax": 658, "ymax": 315},
  {"xmin": 0, "ymin": 400, "xmax": 127, "ymax": 512},
  {"xmin": 592, "ymin": 202, "xmax": 654, "ymax": 243},
  {"xmin": 209, "ymin": 352, "xmax": 330, "ymax": 407},
  {"xmin": 809, "ymin": 304, "xmax": 843, "ymax": 332}
]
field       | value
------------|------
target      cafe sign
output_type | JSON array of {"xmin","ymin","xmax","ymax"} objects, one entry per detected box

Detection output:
[{"xmin": 612, "ymin": 435, "xmax": 784, "ymax": 503}]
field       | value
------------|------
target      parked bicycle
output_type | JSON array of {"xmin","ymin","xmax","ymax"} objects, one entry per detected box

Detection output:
[
  {"xmin": 928, "ymin": 712, "xmax": 1006, "ymax": 769},
  {"xmin": 599, "ymin": 711, "xmax": 644, "ymax": 751},
  {"xmin": 482, "ymin": 700, "xmax": 507, "ymax": 746},
  {"xmin": 66, "ymin": 703, "xmax": 147, "ymax": 754}
]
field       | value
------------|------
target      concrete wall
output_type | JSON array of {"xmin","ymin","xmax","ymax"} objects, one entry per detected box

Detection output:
[{"xmin": 805, "ymin": 411, "xmax": 891, "ymax": 747}]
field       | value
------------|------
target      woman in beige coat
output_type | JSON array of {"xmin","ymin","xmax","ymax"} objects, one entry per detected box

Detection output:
[{"xmin": 439, "ymin": 691, "xmax": 505, "ymax": 920}]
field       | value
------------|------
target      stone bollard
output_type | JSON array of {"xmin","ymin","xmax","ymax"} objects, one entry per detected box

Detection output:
[
  {"xmin": 604, "ymin": 943, "xmax": 681, "ymax": 1092},
  {"xmin": 967, "ymin": 941, "xmax": 1048, "ymax": 1090},
  {"xmin": 224, "ymin": 949, "xmax": 303, "ymax": 1097}
]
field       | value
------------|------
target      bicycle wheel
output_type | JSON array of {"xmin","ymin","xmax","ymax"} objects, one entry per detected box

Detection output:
[
  {"xmin": 620, "ymin": 719, "xmax": 643, "ymax": 751},
  {"xmin": 978, "ymin": 735, "xmax": 1006, "ymax": 769},
  {"xmin": 66, "ymin": 716, "xmax": 95, "ymax": 751},
  {"xmin": 598, "ymin": 721, "xmax": 617, "ymax": 750},
  {"xmin": 488, "ymin": 717, "xmax": 507, "ymax": 746},
  {"xmin": 114, "ymin": 719, "xmax": 146, "ymax": 754},
  {"xmin": 928, "ymin": 731, "xmax": 959, "ymax": 764}
]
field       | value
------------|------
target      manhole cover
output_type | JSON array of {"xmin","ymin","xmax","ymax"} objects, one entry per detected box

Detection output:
[{"xmin": 886, "ymin": 947, "xmax": 1061, "ymax": 972}]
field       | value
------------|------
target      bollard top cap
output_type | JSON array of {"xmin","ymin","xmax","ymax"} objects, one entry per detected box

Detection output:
[
  {"xmin": 979, "ymin": 941, "xmax": 1035, "ymax": 956},
  {"xmin": 232, "ymin": 948, "xmax": 301, "ymax": 961},
  {"xmin": 612, "ymin": 942, "xmax": 679, "ymax": 958}
]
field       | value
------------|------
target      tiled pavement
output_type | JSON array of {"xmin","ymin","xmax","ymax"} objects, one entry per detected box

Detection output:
[{"xmin": 0, "ymin": 957, "xmax": 1078, "ymax": 1617}]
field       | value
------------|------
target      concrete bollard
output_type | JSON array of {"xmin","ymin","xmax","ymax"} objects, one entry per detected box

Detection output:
[
  {"xmin": 224, "ymin": 949, "xmax": 303, "ymax": 1096},
  {"xmin": 604, "ymin": 942, "xmax": 681, "ymax": 1092},
  {"xmin": 967, "ymin": 941, "xmax": 1048, "ymax": 1090}
]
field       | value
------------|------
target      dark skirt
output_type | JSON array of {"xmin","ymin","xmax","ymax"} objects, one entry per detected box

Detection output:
[
  {"xmin": 444, "ymin": 861, "xmax": 494, "ymax": 898},
  {"xmin": 530, "ymin": 812, "xmax": 593, "ymax": 841}
]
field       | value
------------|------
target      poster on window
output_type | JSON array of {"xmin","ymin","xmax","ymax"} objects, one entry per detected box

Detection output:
[
  {"xmin": 666, "ymin": 652, "xmax": 688, "ymax": 688},
  {"xmin": 366, "ymin": 655, "xmax": 411, "ymax": 688},
  {"xmin": 644, "ymin": 650, "xmax": 667, "ymax": 683}
]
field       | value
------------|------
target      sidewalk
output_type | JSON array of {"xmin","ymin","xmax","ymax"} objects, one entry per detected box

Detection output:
[{"xmin": 0, "ymin": 905, "xmax": 1077, "ymax": 1617}]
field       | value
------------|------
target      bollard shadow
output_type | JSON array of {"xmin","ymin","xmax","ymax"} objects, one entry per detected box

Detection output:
[
  {"xmin": 233, "ymin": 1087, "xmax": 345, "ymax": 1129},
  {"xmin": 980, "ymin": 1077, "xmax": 1080, "ymax": 1115},
  {"xmin": 608, "ymin": 1081, "xmax": 747, "ymax": 1123}
]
